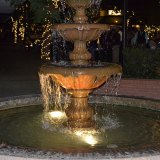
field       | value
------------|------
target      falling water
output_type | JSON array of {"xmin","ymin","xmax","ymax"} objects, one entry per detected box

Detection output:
[
  {"xmin": 60, "ymin": 0, "xmax": 74, "ymax": 23},
  {"xmin": 39, "ymin": 73, "xmax": 70, "ymax": 112},
  {"xmin": 52, "ymin": 30, "xmax": 69, "ymax": 62},
  {"xmin": 105, "ymin": 73, "xmax": 122, "ymax": 96},
  {"xmin": 91, "ymin": 0, "xmax": 102, "ymax": 9},
  {"xmin": 88, "ymin": 0, "xmax": 102, "ymax": 23}
]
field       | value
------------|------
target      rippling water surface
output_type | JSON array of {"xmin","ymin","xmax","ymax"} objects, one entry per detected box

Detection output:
[{"xmin": 0, "ymin": 104, "xmax": 160, "ymax": 151}]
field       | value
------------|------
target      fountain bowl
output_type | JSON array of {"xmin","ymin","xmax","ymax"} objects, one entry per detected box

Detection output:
[
  {"xmin": 0, "ymin": 95, "xmax": 160, "ymax": 160},
  {"xmin": 40, "ymin": 62, "xmax": 122, "ymax": 93},
  {"xmin": 55, "ymin": 24, "xmax": 109, "ymax": 42}
]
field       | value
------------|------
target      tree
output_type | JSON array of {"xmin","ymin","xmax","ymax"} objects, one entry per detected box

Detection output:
[
  {"xmin": 6, "ymin": 0, "xmax": 103, "ymax": 60},
  {"xmin": 6, "ymin": 0, "xmax": 63, "ymax": 23}
]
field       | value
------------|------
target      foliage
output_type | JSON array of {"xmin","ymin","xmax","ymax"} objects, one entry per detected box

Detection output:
[
  {"xmin": 6, "ymin": 0, "xmax": 63, "ymax": 23},
  {"xmin": 30, "ymin": 0, "xmax": 63, "ymax": 23},
  {"xmin": 123, "ymin": 47, "xmax": 160, "ymax": 79},
  {"xmin": 6, "ymin": 0, "xmax": 100, "ymax": 23},
  {"xmin": 6, "ymin": 0, "xmax": 24, "ymax": 6}
]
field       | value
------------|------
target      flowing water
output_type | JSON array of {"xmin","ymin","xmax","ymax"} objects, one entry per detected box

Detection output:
[
  {"xmin": 39, "ymin": 72, "xmax": 121, "ymax": 113},
  {"xmin": 0, "ymin": 104, "xmax": 160, "ymax": 152},
  {"xmin": 39, "ymin": 73, "xmax": 70, "ymax": 111}
]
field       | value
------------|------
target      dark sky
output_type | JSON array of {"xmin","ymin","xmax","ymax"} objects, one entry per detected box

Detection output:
[
  {"xmin": 0, "ymin": 0, "xmax": 160, "ymax": 25},
  {"xmin": 101, "ymin": 0, "xmax": 160, "ymax": 25},
  {"xmin": 128, "ymin": 0, "xmax": 160, "ymax": 25}
]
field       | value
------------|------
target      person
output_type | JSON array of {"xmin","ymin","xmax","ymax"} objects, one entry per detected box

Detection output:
[
  {"xmin": 148, "ymin": 37, "xmax": 157, "ymax": 50},
  {"xmin": 131, "ymin": 25, "xmax": 149, "ymax": 47},
  {"xmin": 116, "ymin": 27, "xmax": 123, "ymax": 65},
  {"xmin": 154, "ymin": 31, "xmax": 160, "ymax": 48},
  {"xmin": 116, "ymin": 27, "xmax": 122, "ymax": 43},
  {"xmin": 110, "ymin": 28, "xmax": 121, "ymax": 64}
]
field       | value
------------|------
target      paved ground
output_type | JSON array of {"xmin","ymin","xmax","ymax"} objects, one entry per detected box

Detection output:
[{"xmin": 0, "ymin": 41, "xmax": 42, "ymax": 98}]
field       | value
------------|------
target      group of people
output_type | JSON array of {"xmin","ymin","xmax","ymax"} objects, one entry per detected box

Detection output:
[
  {"xmin": 88, "ymin": 25, "xmax": 160, "ymax": 64},
  {"xmin": 130, "ymin": 25, "xmax": 160, "ymax": 50},
  {"xmin": 88, "ymin": 26, "xmax": 123, "ymax": 64},
  {"xmin": 51, "ymin": 25, "xmax": 160, "ymax": 63}
]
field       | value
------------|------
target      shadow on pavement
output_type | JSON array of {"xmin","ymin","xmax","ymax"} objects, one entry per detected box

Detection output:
[{"xmin": 0, "ymin": 41, "xmax": 42, "ymax": 98}]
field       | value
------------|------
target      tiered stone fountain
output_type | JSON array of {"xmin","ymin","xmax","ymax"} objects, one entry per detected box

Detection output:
[
  {"xmin": 40, "ymin": 0, "xmax": 122, "ymax": 128},
  {"xmin": 1, "ymin": 2, "xmax": 160, "ymax": 159}
]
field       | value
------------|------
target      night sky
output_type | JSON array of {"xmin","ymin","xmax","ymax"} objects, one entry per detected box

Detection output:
[
  {"xmin": 0, "ymin": 0, "xmax": 160, "ymax": 25},
  {"xmin": 101, "ymin": 0, "xmax": 160, "ymax": 25}
]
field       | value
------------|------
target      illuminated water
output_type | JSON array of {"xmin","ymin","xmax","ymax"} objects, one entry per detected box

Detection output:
[{"xmin": 0, "ymin": 104, "xmax": 160, "ymax": 152}]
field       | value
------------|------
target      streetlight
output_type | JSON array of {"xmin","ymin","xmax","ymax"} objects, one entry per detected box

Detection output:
[{"xmin": 121, "ymin": 0, "xmax": 127, "ymax": 66}]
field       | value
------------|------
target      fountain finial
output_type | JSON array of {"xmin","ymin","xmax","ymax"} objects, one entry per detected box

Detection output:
[{"xmin": 66, "ymin": 0, "xmax": 92, "ymax": 23}]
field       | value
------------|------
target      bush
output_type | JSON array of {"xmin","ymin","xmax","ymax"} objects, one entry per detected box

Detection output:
[{"xmin": 123, "ymin": 47, "xmax": 160, "ymax": 79}]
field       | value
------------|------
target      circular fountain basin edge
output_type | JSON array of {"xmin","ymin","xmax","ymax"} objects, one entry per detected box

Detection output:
[
  {"xmin": 40, "ymin": 62, "xmax": 122, "ymax": 77},
  {"xmin": 0, "ymin": 94, "xmax": 160, "ymax": 160}
]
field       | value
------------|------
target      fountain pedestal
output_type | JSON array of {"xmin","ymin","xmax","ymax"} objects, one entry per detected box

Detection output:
[
  {"xmin": 70, "ymin": 41, "xmax": 91, "ymax": 65},
  {"xmin": 66, "ymin": 96, "xmax": 94, "ymax": 128}
]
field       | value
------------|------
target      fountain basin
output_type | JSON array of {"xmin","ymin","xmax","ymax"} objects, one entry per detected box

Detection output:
[
  {"xmin": 55, "ymin": 24, "xmax": 109, "ymax": 41},
  {"xmin": 0, "ymin": 95, "xmax": 160, "ymax": 160}
]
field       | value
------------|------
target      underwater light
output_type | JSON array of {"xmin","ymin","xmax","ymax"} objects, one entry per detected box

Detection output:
[
  {"xmin": 49, "ymin": 111, "xmax": 66, "ymax": 119},
  {"xmin": 84, "ymin": 135, "xmax": 98, "ymax": 146},
  {"xmin": 44, "ymin": 111, "xmax": 67, "ymax": 125},
  {"xmin": 74, "ymin": 130, "xmax": 98, "ymax": 146}
]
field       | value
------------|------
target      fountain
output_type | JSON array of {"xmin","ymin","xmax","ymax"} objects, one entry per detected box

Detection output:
[
  {"xmin": 39, "ymin": 0, "xmax": 122, "ymax": 129},
  {"xmin": 0, "ymin": 0, "xmax": 160, "ymax": 159}
]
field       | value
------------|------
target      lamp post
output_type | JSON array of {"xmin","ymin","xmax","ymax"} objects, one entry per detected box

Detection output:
[
  {"xmin": 122, "ymin": 0, "xmax": 127, "ymax": 49},
  {"xmin": 121, "ymin": 0, "xmax": 127, "ymax": 66}
]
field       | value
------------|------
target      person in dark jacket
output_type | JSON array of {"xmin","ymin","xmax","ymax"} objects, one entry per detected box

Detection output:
[
  {"xmin": 111, "ymin": 28, "xmax": 121, "ymax": 64},
  {"xmin": 132, "ymin": 25, "xmax": 149, "ymax": 47}
]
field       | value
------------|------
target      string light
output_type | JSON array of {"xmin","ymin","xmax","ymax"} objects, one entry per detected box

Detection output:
[
  {"xmin": 11, "ymin": 17, "xmax": 18, "ymax": 43},
  {"xmin": 40, "ymin": 0, "xmax": 66, "ymax": 60},
  {"xmin": 52, "ymin": 0, "xmax": 60, "ymax": 8},
  {"xmin": 10, "ymin": 0, "xmax": 68, "ymax": 60},
  {"xmin": 41, "ymin": 22, "xmax": 52, "ymax": 60},
  {"xmin": 145, "ymin": 25, "xmax": 160, "ymax": 38},
  {"xmin": 18, "ymin": 15, "xmax": 25, "ymax": 41},
  {"xmin": 11, "ymin": 2, "xmax": 28, "ymax": 43}
]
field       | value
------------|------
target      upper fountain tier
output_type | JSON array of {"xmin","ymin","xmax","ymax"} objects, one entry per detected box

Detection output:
[
  {"xmin": 55, "ymin": 24, "xmax": 109, "ymax": 42},
  {"xmin": 66, "ymin": 0, "xmax": 94, "ymax": 23},
  {"xmin": 54, "ymin": 0, "xmax": 109, "ymax": 65}
]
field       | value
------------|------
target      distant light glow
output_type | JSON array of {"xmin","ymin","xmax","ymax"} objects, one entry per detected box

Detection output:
[{"xmin": 108, "ymin": 10, "xmax": 122, "ymax": 16}]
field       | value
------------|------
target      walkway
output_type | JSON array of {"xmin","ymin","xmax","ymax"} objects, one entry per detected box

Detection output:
[{"xmin": 0, "ymin": 42, "xmax": 41, "ymax": 98}]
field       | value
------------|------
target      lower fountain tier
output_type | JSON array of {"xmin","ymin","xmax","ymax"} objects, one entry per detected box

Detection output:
[
  {"xmin": 40, "ymin": 62, "xmax": 122, "ymax": 128},
  {"xmin": 40, "ymin": 62, "xmax": 122, "ymax": 96}
]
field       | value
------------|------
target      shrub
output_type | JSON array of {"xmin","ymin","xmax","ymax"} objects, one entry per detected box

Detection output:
[{"xmin": 123, "ymin": 47, "xmax": 160, "ymax": 79}]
